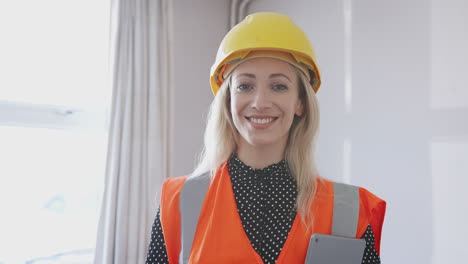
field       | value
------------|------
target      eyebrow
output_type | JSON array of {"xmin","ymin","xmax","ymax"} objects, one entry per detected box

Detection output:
[{"xmin": 235, "ymin": 73, "xmax": 291, "ymax": 82}]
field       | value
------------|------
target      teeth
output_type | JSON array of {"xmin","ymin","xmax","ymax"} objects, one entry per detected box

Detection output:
[{"xmin": 250, "ymin": 117, "xmax": 274, "ymax": 124}]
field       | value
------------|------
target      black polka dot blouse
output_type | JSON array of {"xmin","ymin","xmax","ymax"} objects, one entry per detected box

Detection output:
[{"xmin": 146, "ymin": 154, "xmax": 381, "ymax": 264}]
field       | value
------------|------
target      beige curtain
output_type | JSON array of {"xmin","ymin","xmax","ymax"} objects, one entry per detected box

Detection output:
[
  {"xmin": 93, "ymin": 0, "xmax": 172, "ymax": 262},
  {"xmin": 230, "ymin": 0, "xmax": 253, "ymax": 28}
]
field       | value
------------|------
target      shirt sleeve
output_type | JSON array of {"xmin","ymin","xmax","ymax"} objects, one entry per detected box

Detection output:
[
  {"xmin": 360, "ymin": 224, "xmax": 381, "ymax": 264},
  {"xmin": 145, "ymin": 207, "xmax": 169, "ymax": 264}
]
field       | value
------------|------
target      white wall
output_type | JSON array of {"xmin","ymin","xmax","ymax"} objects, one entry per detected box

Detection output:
[
  {"xmin": 430, "ymin": 1, "xmax": 468, "ymax": 263},
  {"xmin": 170, "ymin": 0, "xmax": 229, "ymax": 177},
  {"xmin": 246, "ymin": 0, "xmax": 468, "ymax": 263},
  {"xmin": 168, "ymin": 0, "xmax": 468, "ymax": 263}
]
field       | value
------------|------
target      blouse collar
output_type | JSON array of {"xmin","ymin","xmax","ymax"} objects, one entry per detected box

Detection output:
[{"xmin": 228, "ymin": 152, "xmax": 294, "ymax": 181}]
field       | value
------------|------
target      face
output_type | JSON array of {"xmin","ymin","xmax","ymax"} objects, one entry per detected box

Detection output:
[{"xmin": 229, "ymin": 57, "xmax": 304, "ymax": 149}]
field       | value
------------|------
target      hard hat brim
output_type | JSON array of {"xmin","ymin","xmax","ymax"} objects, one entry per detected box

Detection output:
[{"xmin": 210, "ymin": 48, "xmax": 321, "ymax": 95}]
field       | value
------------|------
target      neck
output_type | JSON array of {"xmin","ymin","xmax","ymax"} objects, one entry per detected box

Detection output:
[{"xmin": 236, "ymin": 139, "xmax": 287, "ymax": 169}]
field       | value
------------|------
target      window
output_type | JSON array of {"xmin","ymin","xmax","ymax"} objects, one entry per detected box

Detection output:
[{"xmin": 0, "ymin": 1, "xmax": 110, "ymax": 263}]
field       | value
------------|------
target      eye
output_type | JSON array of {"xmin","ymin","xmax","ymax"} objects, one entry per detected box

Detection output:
[
  {"xmin": 236, "ymin": 83, "xmax": 254, "ymax": 91},
  {"xmin": 272, "ymin": 84, "xmax": 288, "ymax": 91}
]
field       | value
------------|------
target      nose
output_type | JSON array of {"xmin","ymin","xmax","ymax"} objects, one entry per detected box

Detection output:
[{"xmin": 251, "ymin": 87, "xmax": 272, "ymax": 111}]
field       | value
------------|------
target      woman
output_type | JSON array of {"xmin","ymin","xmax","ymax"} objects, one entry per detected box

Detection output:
[{"xmin": 146, "ymin": 12, "xmax": 386, "ymax": 264}]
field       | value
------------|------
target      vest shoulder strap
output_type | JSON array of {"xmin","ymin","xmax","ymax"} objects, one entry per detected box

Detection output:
[
  {"xmin": 331, "ymin": 182, "xmax": 360, "ymax": 237},
  {"xmin": 178, "ymin": 171, "xmax": 211, "ymax": 264}
]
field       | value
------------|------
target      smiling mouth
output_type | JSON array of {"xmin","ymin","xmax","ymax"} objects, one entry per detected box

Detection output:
[{"xmin": 245, "ymin": 116, "xmax": 278, "ymax": 124}]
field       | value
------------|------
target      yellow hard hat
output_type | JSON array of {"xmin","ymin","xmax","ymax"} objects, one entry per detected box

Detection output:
[{"xmin": 210, "ymin": 12, "xmax": 321, "ymax": 95}]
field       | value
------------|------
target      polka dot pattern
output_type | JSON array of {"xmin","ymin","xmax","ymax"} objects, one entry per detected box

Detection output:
[
  {"xmin": 361, "ymin": 225, "xmax": 381, "ymax": 264},
  {"xmin": 228, "ymin": 154, "xmax": 297, "ymax": 264},
  {"xmin": 145, "ymin": 154, "xmax": 381, "ymax": 263},
  {"xmin": 145, "ymin": 208, "xmax": 168, "ymax": 264}
]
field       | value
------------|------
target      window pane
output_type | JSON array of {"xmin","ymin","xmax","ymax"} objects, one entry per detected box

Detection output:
[
  {"xmin": 0, "ymin": 126, "xmax": 107, "ymax": 263},
  {"xmin": 0, "ymin": 0, "xmax": 110, "ymax": 108}
]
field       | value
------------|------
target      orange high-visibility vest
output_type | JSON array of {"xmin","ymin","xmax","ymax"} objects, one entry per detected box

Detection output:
[{"xmin": 160, "ymin": 161, "xmax": 386, "ymax": 264}]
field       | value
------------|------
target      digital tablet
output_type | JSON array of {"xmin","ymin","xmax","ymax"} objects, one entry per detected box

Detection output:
[{"xmin": 304, "ymin": 233, "xmax": 366, "ymax": 264}]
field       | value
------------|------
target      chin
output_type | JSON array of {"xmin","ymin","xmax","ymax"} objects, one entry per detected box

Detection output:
[{"xmin": 245, "ymin": 135, "xmax": 279, "ymax": 147}]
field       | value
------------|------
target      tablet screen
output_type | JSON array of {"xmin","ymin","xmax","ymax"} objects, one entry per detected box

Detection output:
[{"xmin": 304, "ymin": 233, "xmax": 366, "ymax": 264}]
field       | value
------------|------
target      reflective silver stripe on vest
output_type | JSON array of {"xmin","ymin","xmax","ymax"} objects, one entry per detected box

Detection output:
[
  {"xmin": 179, "ymin": 172, "xmax": 211, "ymax": 264},
  {"xmin": 331, "ymin": 182, "xmax": 360, "ymax": 237}
]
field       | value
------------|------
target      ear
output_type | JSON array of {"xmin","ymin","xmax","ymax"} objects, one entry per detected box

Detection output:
[{"xmin": 295, "ymin": 99, "xmax": 304, "ymax": 116}]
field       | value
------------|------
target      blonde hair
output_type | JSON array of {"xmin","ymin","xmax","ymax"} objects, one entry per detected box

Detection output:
[{"xmin": 193, "ymin": 69, "xmax": 321, "ymax": 226}]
